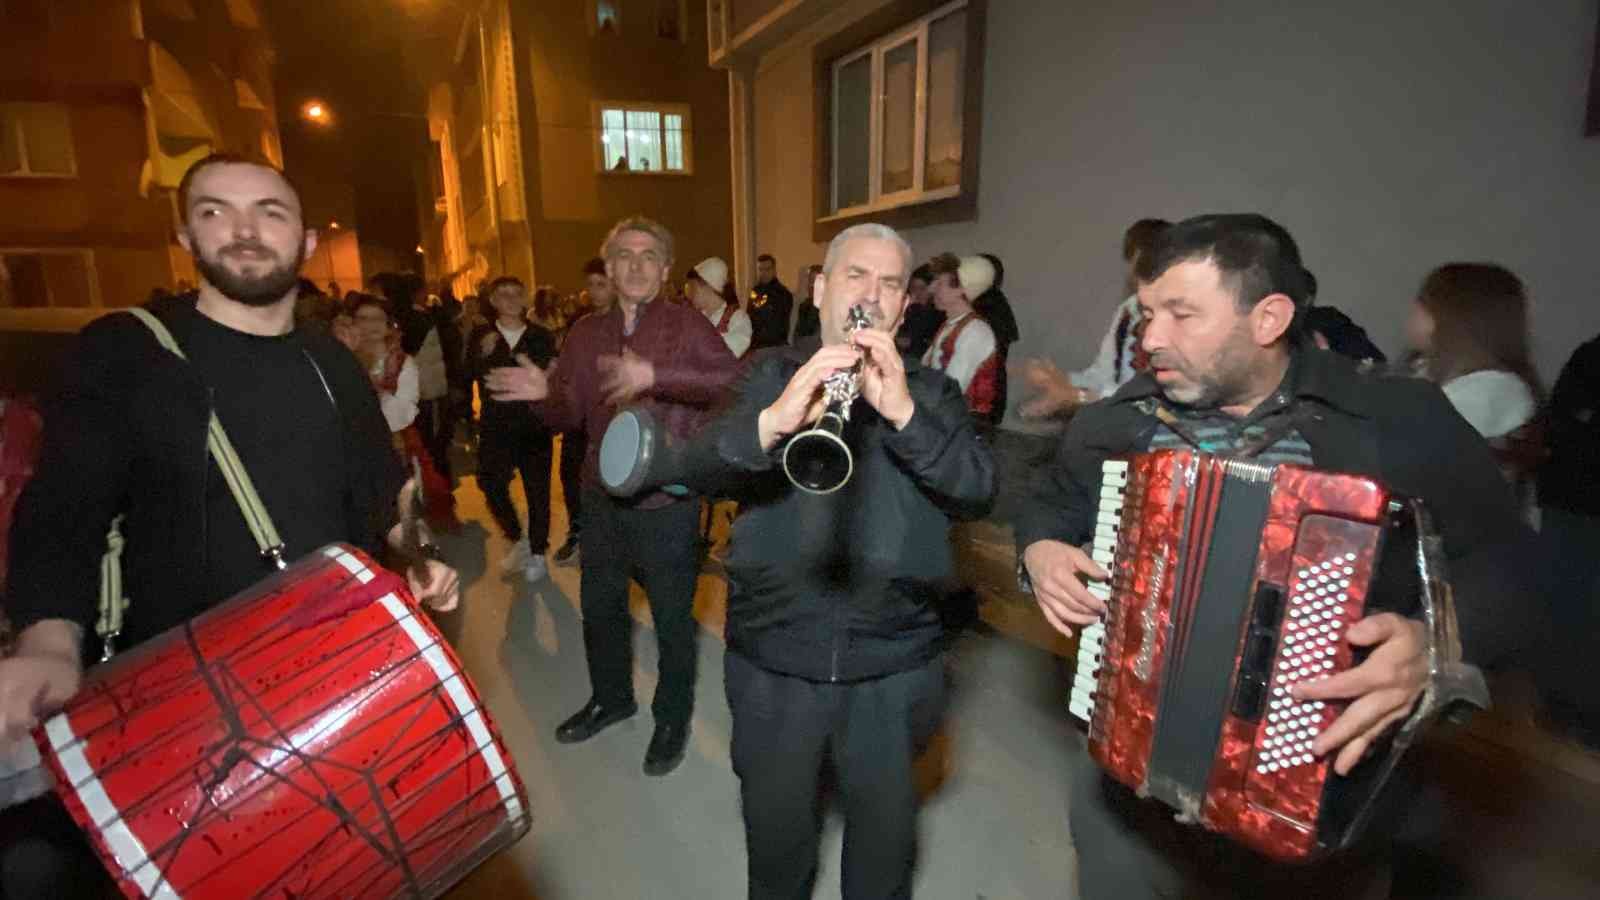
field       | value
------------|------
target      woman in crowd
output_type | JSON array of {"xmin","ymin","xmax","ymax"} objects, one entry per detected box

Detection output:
[
  {"xmin": 1409, "ymin": 263, "xmax": 1541, "ymax": 438},
  {"xmin": 350, "ymin": 294, "xmax": 459, "ymax": 531},
  {"xmin": 1408, "ymin": 263, "xmax": 1543, "ymax": 509}
]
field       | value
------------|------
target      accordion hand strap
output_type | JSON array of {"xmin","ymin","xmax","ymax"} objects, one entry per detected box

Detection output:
[{"xmin": 1337, "ymin": 497, "xmax": 1490, "ymax": 849}]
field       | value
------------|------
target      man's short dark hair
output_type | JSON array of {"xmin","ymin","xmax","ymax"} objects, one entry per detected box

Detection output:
[
  {"xmin": 757, "ymin": 253, "xmax": 776, "ymax": 265},
  {"xmin": 484, "ymin": 275, "xmax": 525, "ymax": 295},
  {"xmin": 909, "ymin": 264, "xmax": 932, "ymax": 285},
  {"xmin": 177, "ymin": 152, "xmax": 299, "ymax": 225},
  {"xmin": 1121, "ymin": 218, "xmax": 1172, "ymax": 263},
  {"xmin": 582, "ymin": 257, "xmax": 607, "ymax": 278},
  {"xmin": 1136, "ymin": 214, "xmax": 1312, "ymax": 332}
]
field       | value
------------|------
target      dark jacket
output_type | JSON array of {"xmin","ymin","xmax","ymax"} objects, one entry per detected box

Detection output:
[
  {"xmin": 6, "ymin": 295, "xmax": 401, "ymax": 657},
  {"xmin": 539, "ymin": 297, "xmax": 739, "ymax": 497},
  {"xmin": 710, "ymin": 340, "xmax": 997, "ymax": 682},
  {"xmin": 898, "ymin": 302, "xmax": 946, "ymax": 360},
  {"xmin": 747, "ymin": 280, "xmax": 794, "ymax": 351},
  {"xmin": 468, "ymin": 319, "xmax": 558, "ymax": 431},
  {"xmin": 1537, "ymin": 334, "xmax": 1600, "ymax": 515},
  {"xmin": 1014, "ymin": 347, "xmax": 1537, "ymax": 669},
  {"xmin": 793, "ymin": 298, "xmax": 820, "ymax": 341}
]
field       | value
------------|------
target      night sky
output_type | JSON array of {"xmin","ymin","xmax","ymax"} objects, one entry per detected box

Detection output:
[{"xmin": 266, "ymin": 0, "xmax": 457, "ymax": 267}]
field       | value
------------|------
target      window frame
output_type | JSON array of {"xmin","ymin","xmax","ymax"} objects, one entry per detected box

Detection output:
[
  {"xmin": 591, "ymin": 101, "xmax": 695, "ymax": 176},
  {"xmin": 812, "ymin": 0, "xmax": 985, "ymax": 241},
  {"xmin": 826, "ymin": 0, "xmax": 966, "ymax": 220},
  {"xmin": 0, "ymin": 247, "xmax": 102, "ymax": 310},
  {"xmin": 0, "ymin": 102, "xmax": 78, "ymax": 180}
]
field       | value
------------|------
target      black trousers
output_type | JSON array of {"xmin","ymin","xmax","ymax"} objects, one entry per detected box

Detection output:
[
  {"xmin": 724, "ymin": 650, "xmax": 947, "ymax": 900},
  {"xmin": 0, "ymin": 795, "xmax": 113, "ymax": 899},
  {"xmin": 478, "ymin": 421, "xmax": 552, "ymax": 550},
  {"xmin": 578, "ymin": 489, "xmax": 699, "ymax": 724},
  {"xmin": 559, "ymin": 429, "xmax": 585, "ymax": 537},
  {"xmin": 1534, "ymin": 508, "xmax": 1600, "ymax": 727},
  {"xmin": 1067, "ymin": 734, "xmax": 1394, "ymax": 899}
]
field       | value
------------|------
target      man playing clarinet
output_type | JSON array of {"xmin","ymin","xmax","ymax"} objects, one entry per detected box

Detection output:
[{"xmin": 1017, "ymin": 214, "xmax": 1534, "ymax": 898}]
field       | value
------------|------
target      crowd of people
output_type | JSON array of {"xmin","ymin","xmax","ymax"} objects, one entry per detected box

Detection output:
[{"xmin": 0, "ymin": 151, "xmax": 1596, "ymax": 900}]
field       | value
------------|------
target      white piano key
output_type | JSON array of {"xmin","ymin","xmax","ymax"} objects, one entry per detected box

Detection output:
[
  {"xmin": 1096, "ymin": 510, "xmax": 1122, "ymax": 528},
  {"xmin": 1069, "ymin": 695, "xmax": 1094, "ymax": 722},
  {"xmin": 1100, "ymin": 484, "xmax": 1125, "ymax": 501},
  {"xmin": 1092, "ymin": 550, "xmax": 1115, "ymax": 567},
  {"xmin": 1087, "ymin": 584, "xmax": 1111, "ymax": 601},
  {"xmin": 1102, "ymin": 459, "xmax": 1130, "ymax": 474}
]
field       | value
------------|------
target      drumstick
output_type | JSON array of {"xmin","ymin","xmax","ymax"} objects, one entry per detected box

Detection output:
[{"xmin": 397, "ymin": 460, "xmax": 447, "ymax": 606}]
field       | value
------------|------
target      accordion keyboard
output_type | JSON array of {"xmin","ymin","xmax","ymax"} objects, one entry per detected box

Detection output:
[{"xmin": 1069, "ymin": 460, "xmax": 1128, "ymax": 723}]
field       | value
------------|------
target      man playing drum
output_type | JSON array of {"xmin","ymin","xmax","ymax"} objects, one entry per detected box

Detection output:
[{"xmin": 0, "ymin": 153, "xmax": 459, "ymax": 897}]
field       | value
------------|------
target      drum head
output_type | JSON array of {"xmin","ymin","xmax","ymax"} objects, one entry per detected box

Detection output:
[{"xmin": 599, "ymin": 408, "xmax": 655, "ymax": 496}]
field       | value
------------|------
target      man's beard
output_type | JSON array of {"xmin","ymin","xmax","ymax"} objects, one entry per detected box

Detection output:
[
  {"xmin": 1153, "ymin": 327, "xmax": 1255, "ymax": 410},
  {"xmin": 192, "ymin": 240, "xmax": 304, "ymax": 308}
]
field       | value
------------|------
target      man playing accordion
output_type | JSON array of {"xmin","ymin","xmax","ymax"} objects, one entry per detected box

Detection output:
[{"xmin": 1017, "ymin": 214, "xmax": 1535, "ymax": 898}]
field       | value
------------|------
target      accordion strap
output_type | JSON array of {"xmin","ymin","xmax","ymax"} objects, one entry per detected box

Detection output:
[
  {"xmin": 97, "ymin": 309, "xmax": 288, "ymax": 661},
  {"xmin": 1337, "ymin": 497, "xmax": 1491, "ymax": 848}
]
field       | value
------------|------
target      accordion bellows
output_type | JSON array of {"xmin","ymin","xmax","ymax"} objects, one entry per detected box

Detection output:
[{"xmin": 1071, "ymin": 450, "xmax": 1424, "ymax": 861}]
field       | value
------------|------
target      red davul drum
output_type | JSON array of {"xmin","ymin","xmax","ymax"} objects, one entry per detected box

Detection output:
[{"xmin": 33, "ymin": 544, "xmax": 531, "ymax": 899}]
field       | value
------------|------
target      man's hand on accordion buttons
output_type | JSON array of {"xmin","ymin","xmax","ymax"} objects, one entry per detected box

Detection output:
[
  {"xmin": 1022, "ymin": 540, "xmax": 1109, "ymax": 638},
  {"xmin": 1293, "ymin": 613, "xmax": 1428, "ymax": 776},
  {"xmin": 853, "ymin": 328, "xmax": 914, "ymax": 429},
  {"xmin": 486, "ymin": 353, "xmax": 549, "ymax": 403},
  {"xmin": 758, "ymin": 343, "xmax": 862, "ymax": 450}
]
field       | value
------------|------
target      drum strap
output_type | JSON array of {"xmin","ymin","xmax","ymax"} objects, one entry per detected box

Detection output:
[{"xmin": 96, "ymin": 309, "xmax": 287, "ymax": 660}]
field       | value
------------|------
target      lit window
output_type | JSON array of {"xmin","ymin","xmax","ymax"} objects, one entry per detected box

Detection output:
[
  {"xmin": 828, "ymin": 0, "xmax": 968, "ymax": 215},
  {"xmin": 0, "ymin": 103, "xmax": 76, "ymax": 178},
  {"xmin": 596, "ymin": 103, "xmax": 692, "ymax": 174},
  {"xmin": 595, "ymin": 0, "xmax": 619, "ymax": 34}
]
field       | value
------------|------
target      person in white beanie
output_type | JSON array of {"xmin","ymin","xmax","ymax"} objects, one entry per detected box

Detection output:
[
  {"xmin": 922, "ymin": 252, "xmax": 1000, "ymax": 421},
  {"xmin": 687, "ymin": 256, "xmax": 752, "ymax": 358}
]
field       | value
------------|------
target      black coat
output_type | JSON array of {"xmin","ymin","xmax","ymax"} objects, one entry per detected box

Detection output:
[
  {"xmin": 6, "ymin": 295, "xmax": 402, "ymax": 658},
  {"xmin": 1014, "ymin": 347, "xmax": 1538, "ymax": 669},
  {"xmin": 747, "ymin": 280, "xmax": 794, "ymax": 351},
  {"xmin": 1538, "ymin": 333, "xmax": 1600, "ymax": 515},
  {"xmin": 468, "ymin": 319, "xmax": 558, "ymax": 432},
  {"xmin": 708, "ymin": 339, "xmax": 997, "ymax": 681}
]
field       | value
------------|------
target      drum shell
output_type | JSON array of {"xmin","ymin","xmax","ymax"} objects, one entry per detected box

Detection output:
[{"xmin": 36, "ymin": 544, "xmax": 530, "ymax": 899}]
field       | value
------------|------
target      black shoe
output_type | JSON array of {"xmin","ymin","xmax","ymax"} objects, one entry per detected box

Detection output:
[
  {"xmin": 643, "ymin": 721, "xmax": 690, "ymax": 776},
  {"xmin": 555, "ymin": 699, "xmax": 637, "ymax": 744},
  {"xmin": 554, "ymin": 534, "xmax": 580, "ymax": 565}
]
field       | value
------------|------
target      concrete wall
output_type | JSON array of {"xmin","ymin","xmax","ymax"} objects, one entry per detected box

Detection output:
[
  {"xmin": 517, "ymin": 0, "xmax": 733, "ymax": 289},
  {"xmin": 749, "ymin": 0, "xmax": 1600, "ymax": 422}
]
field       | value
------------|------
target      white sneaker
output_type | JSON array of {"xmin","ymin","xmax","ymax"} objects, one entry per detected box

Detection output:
[
  {"xmin": 523, "ymin": 554, "xmax": 549, "ymax": 583},
  {"xmin": 500, "ymin": 539, "xmax": 533, "ymax": 574}
]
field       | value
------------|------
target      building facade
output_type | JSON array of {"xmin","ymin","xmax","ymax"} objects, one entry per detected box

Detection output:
[
  {"xmin": 422, "ymin": 0, "xmax": 732, "ymax": 298},
  {"xmin": 0, "ymin": 0, "xmax": 281, "ymax": 336},
  {"xmin": 713, "ymin": 0, "xmax": 1600, "ymax": 426}
]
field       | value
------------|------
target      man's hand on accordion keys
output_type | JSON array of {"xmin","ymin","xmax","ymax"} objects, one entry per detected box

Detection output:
[
  {"xmin": 1292, "ymin": 612, "xmax": 1429, "ymax": 776},
  {"xmin": 1021, "ymin": 540, "xmax": 1110, "ymax": 638}
]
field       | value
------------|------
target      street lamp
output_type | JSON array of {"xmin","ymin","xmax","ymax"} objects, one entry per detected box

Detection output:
[{"xmin": 301, "ymin": 99, "xmax": 332, "ymax": 126}]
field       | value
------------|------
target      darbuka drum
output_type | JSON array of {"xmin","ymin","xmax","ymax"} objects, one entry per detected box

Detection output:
[
  {"xmin": 35, "ymin": 544, "xmax": 530, "ymax": 899},
  {"xmin": 598, "ymin": 407, "xmax": 659, "ymax": 497}
]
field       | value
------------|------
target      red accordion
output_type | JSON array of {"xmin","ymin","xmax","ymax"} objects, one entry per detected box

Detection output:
[{"xmin": 1069, "ymin": 450, "xmax": 1487, "ymax": 861}]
